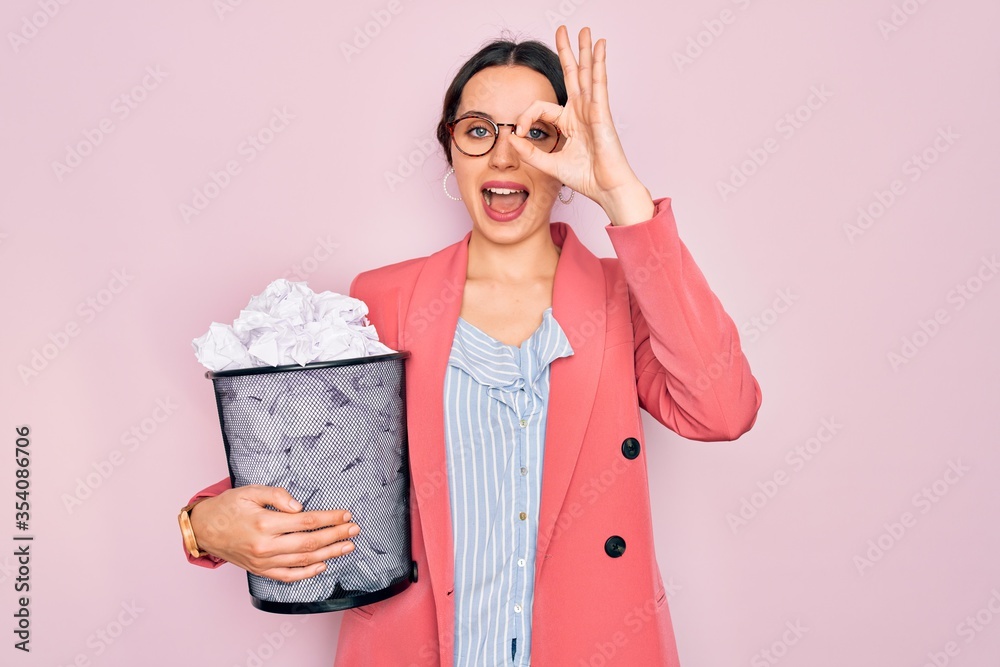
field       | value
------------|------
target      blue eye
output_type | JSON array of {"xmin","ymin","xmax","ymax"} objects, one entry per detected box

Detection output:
[{"xmin": 460, "ymin": 120, "xmax": 494, "ymax": 141}]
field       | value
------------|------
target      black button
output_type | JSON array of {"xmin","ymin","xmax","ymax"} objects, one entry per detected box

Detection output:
[
  {"xmin": 410, "ymin": 561, "xmax": 418, "ymax": 583},
  {"xmin": 622, "ymin": 437, "xmax": 641, "ymax": 460},
  {"xmin": 605, "ymin": 535, "xmax": 626, "ymax": 558}
]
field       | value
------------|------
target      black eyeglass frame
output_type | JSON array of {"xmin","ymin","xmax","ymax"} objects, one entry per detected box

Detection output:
[{"xmin": 445, "ymin": 114, "xmax": 563, "ymax": 157}]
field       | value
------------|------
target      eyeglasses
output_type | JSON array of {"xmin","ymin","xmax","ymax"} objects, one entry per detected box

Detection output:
[{"xmin": 446, "ymin": 114, "xmax": 561, "ymax": 157}]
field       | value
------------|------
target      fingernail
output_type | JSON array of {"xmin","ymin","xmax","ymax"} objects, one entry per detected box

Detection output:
[
  {"xmin": 349, "ymin": 524, "xmax": 360, "ymax": 536},
  {"xmin": 343, "ymin": 511, "xmax": 352, "ymax": 521},
  {"xmin": 289, "ymin": 500, "xmax": 302, "ymax": 511},
  {"xmin": 317, "ymin": 563, "xmax": 326, "ymax": 573},
  {"xmin": 341, "ymin": 542, "xmax": 354, "ymax": 554},
  {"xmin": 515, "ymin": 125, "xmax": 521, "ymax": 136}
]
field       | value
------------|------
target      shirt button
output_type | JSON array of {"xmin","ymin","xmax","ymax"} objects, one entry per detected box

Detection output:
[
  {"xmin": 514, "ymin": 604, "xmax": 522, "ymax": 613},
  {"xmin": 519, "ymin": 512, "xmax": 527, "ymax": 521},
  {"xmin": 520, "ymin": 467, "xmax": 527, "ymax": 476},
  {"xmin": 518, "ymin": 558, "xmax": 526, "ymax": 567},
  {"xmin": 519, "ymin": 419, "xmax": 527, "ymax": 428}
]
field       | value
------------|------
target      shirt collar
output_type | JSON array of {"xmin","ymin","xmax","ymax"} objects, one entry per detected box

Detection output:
[{"xmin": 448, "ymin": 307, "xmax": 574, "ymax": 396}]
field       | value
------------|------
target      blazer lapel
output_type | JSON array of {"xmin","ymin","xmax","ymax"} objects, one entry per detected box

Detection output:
[
  {"xmin": 535, "ymin": 222, "xmax": 606, "ymax": 570},
  {"xmin": 401, "ymin": 234, "xmax": 468, "ymax": 633}
]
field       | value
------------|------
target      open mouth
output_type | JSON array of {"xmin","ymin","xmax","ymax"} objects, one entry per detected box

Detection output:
[{"xmin": 482, "ymin": 186, "xmax": 529, "ymax": 214}]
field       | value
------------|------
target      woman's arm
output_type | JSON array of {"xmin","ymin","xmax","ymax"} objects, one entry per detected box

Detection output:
[
  {"xmin": 606, "ymin": 196, "xmax": 762, "ymax": 441},
  {"xmin": 180, "ymin": 477, "xmax": 360, "ymax": 581}
]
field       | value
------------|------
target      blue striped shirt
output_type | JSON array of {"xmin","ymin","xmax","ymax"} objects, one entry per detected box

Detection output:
[{"xmin": 443, "ymin": 306, "xmax": 574, "ymax": 666}]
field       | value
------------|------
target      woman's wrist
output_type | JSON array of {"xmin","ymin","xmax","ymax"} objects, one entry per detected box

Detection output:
[
  {"xmin": 601, "ymin": 180, "xmax": 655, "ymax": 227},
  {"xmin": 182, "ymin": 497, "xmax": 212, "ymax": 558}
]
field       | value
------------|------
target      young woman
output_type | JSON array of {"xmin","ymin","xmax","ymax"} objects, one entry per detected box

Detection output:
[{"xmin": 179, "ymin": 25, "xmax": 762, "ymax": 667}]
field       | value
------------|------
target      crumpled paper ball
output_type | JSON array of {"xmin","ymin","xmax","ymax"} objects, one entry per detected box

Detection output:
[{"xmin": 192, "ymin": 279, "xmax": 395, "ymax": 371}]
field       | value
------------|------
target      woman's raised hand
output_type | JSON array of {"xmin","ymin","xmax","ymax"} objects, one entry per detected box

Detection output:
[
  {"xmin": 189, "ymin": 485, "xmax": 359, "ymax": 582},
  {"xmin": 508, "ymin": 25, "xmax": 654, "ymax": 226}
]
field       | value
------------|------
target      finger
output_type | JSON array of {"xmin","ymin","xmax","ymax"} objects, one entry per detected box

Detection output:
[
  {"xmin": 262, "ymin": 534, "xmax": 357, "ymax": 568},
  {"xmin": 578, "ymin": 26, "xmax": 593, "ymax": 101},
  {"xmin": 270, "ymin": 518, "xmax": 359, "ymax": 555},
  {"xmin": 240, "ymin": 484, "xmax": 303, "ymax": 513},
  {"xmin": 514, "ymin": 100, "xmax": 566, "ymax": 138},
  {"xmin": 258, "ymin": 561, "xmax": 330, "ymax": 584},
  {"xmin": 592, "ymin": 38, "xmax": 610, "ymax": 122},
  {"xmin": 555, "ymin": 24, "xmax": 581, "ymax": 98},
  {"xmin": 508, "ymin": 133, "xmax": 560, "ymax": 182},
  {"xmin": 268, "ymin": 507, "xmax": 355, "ymax": 535},
  {"xmin": 592, "ymin": 38, "xmax": 609, "ymax": 108}
]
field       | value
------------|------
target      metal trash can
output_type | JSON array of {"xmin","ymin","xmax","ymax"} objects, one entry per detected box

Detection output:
[{"xmin": 206, "ymin": 351, "xmax": 415, "ymax": 614}]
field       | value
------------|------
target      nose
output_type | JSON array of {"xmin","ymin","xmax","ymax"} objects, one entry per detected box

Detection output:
[{"xmin": 488, "ymin": 124, "xmax": 519, "ymax": 169}]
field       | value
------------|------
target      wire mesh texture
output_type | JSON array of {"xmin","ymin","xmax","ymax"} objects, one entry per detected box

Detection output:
[{"xmin": 207, "ymin": 352, "xmax": 412, "ymax": 612}]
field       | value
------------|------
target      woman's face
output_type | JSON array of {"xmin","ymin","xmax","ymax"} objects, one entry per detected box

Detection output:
[{"xmin": 451, "ymin": 65, "xmax": 563, "ymax": 247}]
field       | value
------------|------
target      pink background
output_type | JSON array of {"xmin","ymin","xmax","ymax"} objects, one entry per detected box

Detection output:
[{"xmin": 3, "ymin": 1, "xmax": 999, "ymax": 665}]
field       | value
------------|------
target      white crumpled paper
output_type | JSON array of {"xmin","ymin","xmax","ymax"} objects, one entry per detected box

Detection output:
[{"xmin": 192, "ymin": 279, "xmax": 395, "ymax": 371}]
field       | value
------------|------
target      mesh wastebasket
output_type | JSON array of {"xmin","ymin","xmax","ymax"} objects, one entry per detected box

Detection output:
[{"xmin": 206, "ymin": 351, "xmax": 415, "ymax": 614}]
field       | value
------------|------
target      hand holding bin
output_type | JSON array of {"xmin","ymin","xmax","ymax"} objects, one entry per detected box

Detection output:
[
  {"xmin": 192, "ymin": 279, "xmax": 415, "ymax": 614},
  {"xmin": 207, "ymin": 353, "xmax": 415, "ymax": 613}
]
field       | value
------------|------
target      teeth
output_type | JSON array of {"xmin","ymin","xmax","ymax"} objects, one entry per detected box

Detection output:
[{"xmin": 482, "ymin": 186, "xmax": 526, "ymax": 207}]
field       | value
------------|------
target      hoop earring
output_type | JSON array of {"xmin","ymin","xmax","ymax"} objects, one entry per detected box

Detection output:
[
  {"xmin": 558, "ymin": 184, "xmax": 575, "ymax": 205},
  {"xmin": 443, "ymin": 167, "xmax": 462, "ymax": 201}
]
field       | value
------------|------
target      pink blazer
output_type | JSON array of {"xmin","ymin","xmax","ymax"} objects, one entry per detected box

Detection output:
[{"xmin": 185, "ymin": 197, "xmax": 762, "ymax": 666}]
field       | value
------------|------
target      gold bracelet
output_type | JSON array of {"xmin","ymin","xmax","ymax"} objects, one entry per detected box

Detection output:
[{"xmin": 178, "ymin": 499, "xmax": 207, "ymax": 559}]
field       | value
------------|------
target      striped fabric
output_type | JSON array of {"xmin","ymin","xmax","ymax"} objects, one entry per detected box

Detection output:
[{"xmin": 444, "ymin": 306, "xmax": 574, "ymax": 666}]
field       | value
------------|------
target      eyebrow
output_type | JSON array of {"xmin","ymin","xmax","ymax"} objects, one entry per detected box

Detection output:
[{"xmin": 457, "ymin": 110, "xmax": 497, "ymax": 120}]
